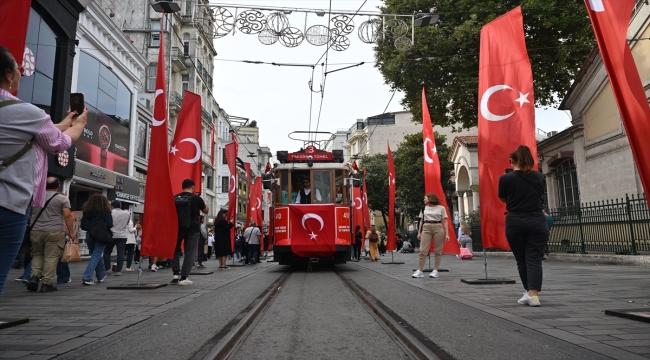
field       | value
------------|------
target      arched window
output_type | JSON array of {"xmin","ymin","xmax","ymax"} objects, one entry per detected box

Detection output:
[
  {"xmin": 556, "ymin": 159, "xmax": 580, "ymax": 208},
  {"xmin": 183, "ymin": 33, "xmax": 190, "ymax": 55}
]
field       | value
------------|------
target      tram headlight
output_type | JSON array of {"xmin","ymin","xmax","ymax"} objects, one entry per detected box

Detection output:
[{"xmin": 307, "ymin": 155, "xmax": 313, "ymax": 167}]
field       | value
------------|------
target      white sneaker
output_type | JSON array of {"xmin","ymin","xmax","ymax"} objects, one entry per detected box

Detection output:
[
  {"xmin": 518, "ymin": 293, "xmax": 541, "ymax": 307},
  {"xmin": 429, "ymin": 270, "xmax": 439, "ymax": 278},
  {"xmin": 150, "ymin": 264, "xmax": 158, "ymax": 272},
  {"xmin": 412, "ymin": 270, "xmax": 424, "ymax": 278},
  {"xmin": 171, "ymin": 275, "xmax": 180, "ymax": 284},
  {"xmin": 179, "ymin": 278, "xmax": 193, "ymax": 286}
]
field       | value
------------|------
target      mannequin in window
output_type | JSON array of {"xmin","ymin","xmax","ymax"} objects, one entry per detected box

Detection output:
[{"xmin": 295, "ymin": 178, "xmax": 321, "ymax": 204}]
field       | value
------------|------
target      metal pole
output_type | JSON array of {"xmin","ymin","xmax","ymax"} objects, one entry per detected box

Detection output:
[
  {"xmin": 232, "ymin": 166, "xmax": 239, "ymax": 266},
  {"xmin": 626, "ymin": 194, "xmax": 639, "ymax": 255},
  {"xmin": 483, "ymin": 248, "xmax": 488, "ymax": 280},
  {"xmin": 411, "ymin": 15, "xmax": 414, "ymax": 45},
  {"xmin": 577, "ymin": 204, "xmax": 588, "ymax": 254}
]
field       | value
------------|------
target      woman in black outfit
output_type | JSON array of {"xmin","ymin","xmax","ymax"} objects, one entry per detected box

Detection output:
[
  {"xmin": 353, "ymin": 225, "xmax": 362, "ymax": 261},
  {"xmin": 498, "ymin": 145, "xmax": 549, "ymax": 307},
  {"xmin": 213, "ymin": 210, "xmax": 234, "ymax": 269}
]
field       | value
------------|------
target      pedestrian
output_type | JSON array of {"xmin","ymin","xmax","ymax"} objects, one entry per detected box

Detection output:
[
  {"xmin": 396, "ymin": 234, "xmax": 403, "ymax": 252},
  {"xmin": 412, "ymin": 194, "xmax": 450, "ymax": 279},
  {"xmin": 235, "ymin": 228, "xmax": 244, "ymax": 261},
  {"xmin": 365, "ymin": 225, "xmax": 380, "ymax": 261},
  {"xmin": 353, "ymin": 225, "xmax": 362, "ymax": 261},
  {"xmin": 0, "ymin": 46, "xmax": 87, "ymax": 295},
  {"xmin": 363, "ymin": 231, "xmax": 370, "ymax": 257},
  {"xmin": 207, "ymin": 231, "xmax": 214, "ymax": 260},
  {"xmin": 124, "ymin": 219, "xmax": 139, "ymax": 271},
  {"xmin": 453, "ymin": 218, "xmax": 460, "ymax": 238},
  {"xmin": 26, "ymin": 177, "xmax": 74, "ymax": 292},
  {"xmin": 171, "ymin": 179, "xmax": 209, "ymax": 285},
  {"xmin": 80, "ymin": 195, "xmax": 113, "ymax": 285},
  {"xmin": 458, "ymin": 221, "xmax": 473, "ymax": 252},
  {"xmin": 103, "ymin": 200, "xmax": 130, "ymax": 276},
  {"xmin": 499, "ymin": 145, "xmax": 549, "ymax": 307},
  {"xmin": 379, "ymin": 232, "xmax": 387, "ymax": 255},
  {"xmin": 134, "ymin": 223, "xmax": 142, "ymax": 264},
  {"xmin": 243, "ymin": 222, "xmax": 262, "ymax": 265},
  {"xmin": 196, "ymin": 215, "xmax": 208, "ymax": 269},
  {"xmin": 400, "ymin": 239, "xmax": 413, "ymax": 253},
  {"xmin": 262, "ymin": 229, "xmax": 270, "ymax": 258},
  {"xmin": 213, "ymin": 209, "xmax": 234, "ymax": 269},
  {"xmin": 543, "ymin": 209, "xmax": 554, "ymax": 261}
]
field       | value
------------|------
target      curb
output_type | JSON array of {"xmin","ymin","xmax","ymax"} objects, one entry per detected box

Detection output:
[{"xmin": 474, "ymin": 251, "xmax": 650, "ymax": 267}]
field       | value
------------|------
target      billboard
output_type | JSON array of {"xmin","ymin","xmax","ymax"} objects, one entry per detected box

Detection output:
[{"xmin": 75, "ymin": 105, "xmax": 130, "ymax": 175}]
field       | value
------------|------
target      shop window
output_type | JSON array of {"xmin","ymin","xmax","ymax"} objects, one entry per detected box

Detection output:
[
  {"xmin": 136, "ymin": 120, "xmax": 148, "ymax": 158},
  {"xmin": 147, "ymin": 63, "xmax": 157, "ymax": 91},
  {"xmin": 221, "ymin": 176, "xmax": 229, "ymax": 193}
]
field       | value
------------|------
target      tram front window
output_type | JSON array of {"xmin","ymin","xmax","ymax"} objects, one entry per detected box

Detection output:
[{"xmin": 313, "ymin": 171, "xmax": 331, "ymax": 204}]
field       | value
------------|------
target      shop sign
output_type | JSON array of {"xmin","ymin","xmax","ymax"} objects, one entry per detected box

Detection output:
[{"xmin": 74, "ymin": 161, "xmax": 116, "ymax": 186}]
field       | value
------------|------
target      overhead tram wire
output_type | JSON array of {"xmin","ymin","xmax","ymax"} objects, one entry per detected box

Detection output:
[
  {"xmin": 311, "ymin": 0, "xmax": 369, "ymax": 143},
  {"xmin": 308, "ymin": 0, "xmax": 333, "ymax": 143}
]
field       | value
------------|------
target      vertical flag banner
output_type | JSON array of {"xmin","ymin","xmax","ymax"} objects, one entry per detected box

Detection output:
[
  {"xmin": 352, "ymin": 186, "xmax": 364, "ymax": 239},
  {"xmin": 141, "ymin": 13, "xmax": 178, "ymax": 259},
  {"xmin": 225, "ymin": 134, "xmax": 239, "ymax": 251},
  {"xmin": 478, "ymin": 7, "xmax": 537, "ymax": 250},
  {"xmin": 210, "ymin": 123, "xmax": 216, "ymax": 166},
  {"xmin": 387, "ymin": 143, "xmax": 397, "ymax": 251},
  {"xmin": 244, "ymin": 162, "xmax": 251, "ymax": 228},
  {"xmin": 0, "ymin": 0, "xmax": 31, "ymax": 81},
  {"xmin": 422, "ymin": 88, "xmax": 460, "ymax": 254},
  {"xmin": 584, "ymin": 0, "xmax": 650, "ymax": 203},
  {"xmin": 362, "ymin": 168, "xmax": 371, "ymax": 249},
  {"xmin": 169, "ymin": 91, "xmax": 202, "ymax": 194},
  {"xmin": 250, "ymin": 177, "xmax": 263, "ymax": 227}
]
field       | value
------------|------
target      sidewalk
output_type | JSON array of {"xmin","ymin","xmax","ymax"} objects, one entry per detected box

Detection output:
[{"xmin": 356, "ymin": 252, "xmax": 650, "ymax": 359}]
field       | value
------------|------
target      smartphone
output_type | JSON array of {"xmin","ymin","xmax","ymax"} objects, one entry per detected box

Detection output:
[{"xmin": 69, "ymin": 93, "xmax": 85, "ymax": 116}]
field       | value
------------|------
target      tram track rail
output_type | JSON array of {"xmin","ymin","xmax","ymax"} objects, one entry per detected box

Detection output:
[{"xmin": 195, "ymin": 265, "xmax": 451, "ymax": 360}]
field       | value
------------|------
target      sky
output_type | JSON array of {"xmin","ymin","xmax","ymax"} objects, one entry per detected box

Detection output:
[{"xmin": 209, "ymin": 0, "xmax": 573, "ymax": 157}]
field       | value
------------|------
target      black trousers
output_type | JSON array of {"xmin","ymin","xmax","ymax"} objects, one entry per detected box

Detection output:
[
  {"xmin": 353, "ymin": 243, "xmax": 361, "ymax": 260},
  {"xmin": 505, "ymin": 212, "xmax": 550, "ymax": 291}
]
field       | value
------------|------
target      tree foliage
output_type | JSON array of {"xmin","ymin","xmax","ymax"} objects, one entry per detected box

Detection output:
[
  {"xmin": 375, "ymin": 0, "xmax": 595, "ymax": 129},
  {"xmin": 393, "ymin": 132, "xmax": 453, "ymax": 220},
  {"xmin": 360, "ymin": 131, "xmax": 453, "ymax": 223}
]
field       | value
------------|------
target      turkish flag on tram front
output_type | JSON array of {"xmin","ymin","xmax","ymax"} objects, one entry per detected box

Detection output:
[
  {"xmin": 478, "ymin": 7, "xmax": 538, "ymax": 250},
  {"xmin": 290, "ymin": 204, "xmax": 336, "ymax": 258},
  {"xmin": 169, "ymin": 91, "xmax": 202, "ymax": 194}
]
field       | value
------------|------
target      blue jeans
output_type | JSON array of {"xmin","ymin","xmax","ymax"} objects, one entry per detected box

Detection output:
[
  {"xmin": 21, "ymin": 260, "xmax": 32, "ymax": 280},
  {"xmin": 83, "ymin": 237, "xmax": 107, "ymax": 282},
  {"xmin": 103, "ymin": 238, "xmax": 126, "ymax": 272},
  {"xmin": 57, "ymin": 260, "xmax": 70, "ymax": 283},
  {"xmin": 247, "ymin": 244, "xmax": 260, "ymax": 263},
  {"xmin": 0, "ymin": 206, "xmax": 30, "ymax": 294}
]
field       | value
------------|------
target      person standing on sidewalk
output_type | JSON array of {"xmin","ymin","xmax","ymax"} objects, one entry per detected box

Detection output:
[
  {"xmin": 196, "ymin": 216, "xmax": 208, "ymax": 269},
  {"xmin": 365, "ymin": 225, "xmax": 380, "ymax": 261},
  {"xmin": 213, "ymin": 209, "xmax": 234, "ymax": 269},
  {"xmin": 412, "ymin": 194, "xmax": 449, "ymax": 279},
  {"xmin": 124, "ymin": 219, "xmax": 139, "ymax": 271},
  {"xmin": 26, "ymin": 177, "xmax": 74, "ymax": 292},
  {"xmin": 171, "ymin": 179, "xmax": 209, "ymax": 285},
  {"xmin": 353, "ymin": 225, "xmax": 362, "ymax": 261},
  {"xmin": 207, "ymin": 230, "xmax": 214, "ymax": 260},
  {"xmin": 80, "ymin": 195, "xmax": 113, "ymax": 285},
  {"xmin": 243, "ymin": 222, "xmax": 262, "ymax": 265},
  {"xmin": 103, "ymin": 201, "xmax": 130, "ymax": 276},
  {"xmin": 499, "ymin": 145, "xmax": 549, "ymax": 307}
]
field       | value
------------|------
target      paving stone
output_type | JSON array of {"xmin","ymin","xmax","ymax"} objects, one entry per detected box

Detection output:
[
  {"xmin": 620, "ymin": 347, "xmax": 650, "ymax": 355},
  {"xmin": 572, "ymin": 329, "xmax": 629, "ymax": 336},
  {"xmin": 585, "ymin": 335, "xmax": 625, "ymax": 341},
  {"xmin": 604, "ymin": 340, "xmax": 650, "ymax": 347},
  {"xmin": 82, "ymin": 324, "xmax": 128, "ymax": 338},
  {"xmin": 537, "ymin": 328, "xmax": 598, "ymax": 344},
  {"xmin": 0, "ymin": 345, "xmax": 48, "ymax": 351},
  {"xmin": 612, "ymin": 334, "xmax": 650, "ymax": 340},
  {"xmin": 33, "ymin": 338, "xmax": 96, "ymax": 355},
  {"xmin": 0, "ymin": 351, "xmax": 34, "ymax": 358}
]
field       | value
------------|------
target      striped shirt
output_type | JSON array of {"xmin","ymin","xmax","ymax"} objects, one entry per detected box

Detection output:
[{"xmin": 0, "ymin": 89, "xmax": 71, "ymax": 208}]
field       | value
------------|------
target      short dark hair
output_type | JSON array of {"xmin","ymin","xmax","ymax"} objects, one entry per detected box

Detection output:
[
  {"xmin": 45, "ymin": 177, "xmax": 61, "ymax": 190},
  {"xmin": 182, "ymin": 179, "xmax": 195, "ymax": 189},
  {"xmin": 110, "ymin": 200, "xmax": 121, "ymax": 208},
  {"xmin": 0, "ymin": 46, "xmax": 16, "ymax": 79},
  {"xmin": 510, "ymin": 145, "xmax": 535, "ymax": 173}
]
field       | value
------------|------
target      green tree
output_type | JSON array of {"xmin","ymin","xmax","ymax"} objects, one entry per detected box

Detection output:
[
  {"xmin": 360, "ymin": 153, "xmax": 389, "ymax": 227},
  {"xmin": 375, "ymin": 0, "xmax": 595, "ymax": 129},
  {"xmin": 393, "ymin": 132, "xmax": 453, "ymax": 221}
]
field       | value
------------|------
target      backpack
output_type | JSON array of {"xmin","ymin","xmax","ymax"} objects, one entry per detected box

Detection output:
[
  {"xmin": 175, "ymin": 194, "xmax": 193, "ymax": 230},
  {"xmin": 88, "ymin": 216, "xmax": 114, "ymax": 244},
  {"xmin": 369, "ymin": 232, "xmax": 379, "ymax": 243}
]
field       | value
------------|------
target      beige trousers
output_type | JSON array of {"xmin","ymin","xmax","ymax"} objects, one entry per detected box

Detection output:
[
  {"xmin": 418, "ymin": 223, "xmax": 444, "ymax": 270},
  {"xmin": 369, "ymin": 241, "xmax": 379, "ymax": 261},
  {"xmin": 30, "ymin": 231, "xmax": 65, "ymax": 285}
]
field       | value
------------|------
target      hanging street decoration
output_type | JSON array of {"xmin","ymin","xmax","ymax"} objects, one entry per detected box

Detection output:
[{"xmin": 199, "ymin": 4, "xmax": 418, "ymax": 52}]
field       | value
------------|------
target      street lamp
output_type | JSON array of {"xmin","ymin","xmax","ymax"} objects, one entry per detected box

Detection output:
[{"xmin": 151, "ymin": 1, "xmax": 181, "ymax": 13}]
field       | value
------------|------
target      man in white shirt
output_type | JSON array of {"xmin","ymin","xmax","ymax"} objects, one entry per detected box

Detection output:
[
  {"xmin": 295, "ymin": 178, "xmax": 322, "ymax": 204},
  {"xmin": 243, "ymin": 223, "xmax": 262, "ymax": 264},
  {"xmin": 104, "ymin": 201, "xmax": 131, "ymax": 276}
]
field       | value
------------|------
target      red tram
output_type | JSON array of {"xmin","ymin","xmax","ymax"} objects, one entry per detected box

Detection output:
[{"xmin": 267, "ymin": 146, "xmax": 355, "ymax": 265}]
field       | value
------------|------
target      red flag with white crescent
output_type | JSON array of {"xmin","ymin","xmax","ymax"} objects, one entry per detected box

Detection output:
[
  {"xmin": 351, "ymin": 160, "xmax": 360, "ymax": 172},
  {"xmin": 290, "ymin": 204, "xmax": 336, "ymax": 258},
  {"xmin": 250, "ymin": 177, "xmax": 263, "ymax": 227},
  {"xmin": 352, "ymin": 186, "xmax": 364, "ymax": 239},
  {"xmin": 169, "ymin": 91, "xmax": 202, "ymax": 194},
  {"xmin": 422, "ymin": 88, "xmax": 459, "ymax": 254},
  {"xmin": 141, "ymin": 13, "xmax": 178, "ymax": 259},
  {"xmin": 244, "ymin": 162, "xmax": 251, "ymax": 228},
  {"xmin": 387, "ymin": 143, "xmax": 397, "ymax": 251},
  {"xmin": 478, "ymin": 7, "xmax": 537, "ymax": 250},
  {"xmin": 210, "ymin": 123, "xmax": 216, "ymax": 167},
  {"xmin": 0, "ymin": 0, "xmax": 31, "ymax": 85},
  {"xmin": 362, "ymin": 168, "xmax": 371, "ymax": 248},
  {"xmin": 225, "ymin": 134, "xmax": 238, "ymax": 251},
  {"xmin": 584, "ymin": 0, "xmax": 650, "ymax": 204}
]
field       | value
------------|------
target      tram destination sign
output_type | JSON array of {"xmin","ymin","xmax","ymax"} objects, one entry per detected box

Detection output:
[{"xmin": 287, "ymin": 146, "xmax": 333, "ymax": 162}]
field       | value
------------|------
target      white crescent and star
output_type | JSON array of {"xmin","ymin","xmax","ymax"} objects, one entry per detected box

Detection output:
[
  {"xmin": 256, "ymin": 198, "xmax": 261, "ymax": 209},
  {"xmin": 480, "ymin": 85, "xmax": 530, "ymax": 122},
  {"xmin": 423, "ymin": 138, "xmax": 437, "ymax": 164},
  {"xmin": 229, "ymin": 175, "xmax": 236, "ymax": 193},
  {"xmin": 179, "ymin": 138, "xmax": 201, "ymax": 163},
  {"xmin": 152, "ymin": 89, "xmax": 166, "ymax": 127},
  {"xmin": 302, "ymin": 213, "xmax": 324, "ymax": 241},
  {"xmin": 354, "ymin": 197, "xmax": 362, "ymax": 209}
]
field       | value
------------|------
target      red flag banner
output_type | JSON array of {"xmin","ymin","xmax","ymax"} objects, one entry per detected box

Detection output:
[
  {"xmin": 290, "ymin": 204, "xmax": 336, "ymax": 258},
  {"xmin": 386, "ymin": 143, "xmax": 397, "ymax": 251},
  {"xmin": 478, "ymin": 7, "xmax": 537, "ymax": 250},
  {"xmin": 250, "ymin": 177, "xmax": 263, "ymax": 226},
  {"xmin": 352, "ymin": 186, "xmax": 364, "ymax": 238},
  {"xmin": 210, "ymin": 123, "xmax": 216, "ymax": 166},
  {"xmin": 169, "ymin": 91, "xmax": 202, "ymax": 194},
  {"xmin": 422, "ymin": 88, "xmax": 460, "ymax": 254},
  {"xmin": 362, "ymin": 168, "xmax": 371, "ymax": 249},
  {"xmin": 584, "ymin": 0, "xmax": 650, "ymax": 202},
  {"xmin": 244, "ymin": 162, "xmax": 251, "ymax": 228},
  {"xmin": 141, "ymin": 13, "xmax": 178, "ymax": 259},
  {"xmin": 0, "ymin": 1, "xmax": 31, "ymax": 81},
  {"xmin": 225, "ymin": 135, "xmax": 238, "ymax": 251}
]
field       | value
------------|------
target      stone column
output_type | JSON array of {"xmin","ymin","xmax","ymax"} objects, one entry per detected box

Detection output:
[
  {"xmin": 457, "ymin": 191, "xmax": 465, "ymax": 218},
  {"xmin": 472, "ymin": 190, "xmax": 480, "ymax": 212}
]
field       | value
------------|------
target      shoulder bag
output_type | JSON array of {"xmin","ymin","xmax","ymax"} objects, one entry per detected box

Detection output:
[
  {"xmin": 88, "ymin": 213, "xmax": 114, "ymax": 244},
  {"xmin": 0, "ymin": 100, "xmax": 34, "ymax": 171},
  {"xmin": 24, "ymin": 194, "xmax": 60, "ymax": 245}
]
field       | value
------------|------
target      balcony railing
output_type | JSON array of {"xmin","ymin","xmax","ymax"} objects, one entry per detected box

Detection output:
[
  {"xmin": 169, "ymin": 91, "xmax": 183, "ymax": 109},
  {"xmin": 170, "ymin": 47, "xmax": 187, "ymax": 73},
  {"xmin": 195, "ymin": 59, "xmax": 213, "ymax": 89},
  {"xmin": 201, "ymin": 106, "xmax": 211, "ymax": 121}
]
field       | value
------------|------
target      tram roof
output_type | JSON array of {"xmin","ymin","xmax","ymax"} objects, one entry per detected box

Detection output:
[{"xmin": 273, "ymin": 163, "xmax": 351, "ymax": 171}]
